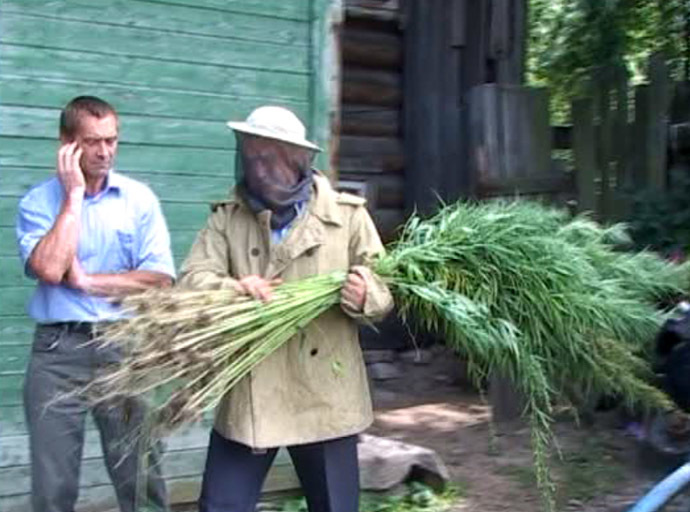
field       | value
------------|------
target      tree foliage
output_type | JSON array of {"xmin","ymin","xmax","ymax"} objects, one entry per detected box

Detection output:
[{"xmin": 527, "ymin": 0, "xmax": 690, "ymax": 120}]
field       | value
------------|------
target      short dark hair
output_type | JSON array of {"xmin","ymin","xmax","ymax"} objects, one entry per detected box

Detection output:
[{"xmin": 59, "ymin": 96, "xmax": 118, "ymax": 139}]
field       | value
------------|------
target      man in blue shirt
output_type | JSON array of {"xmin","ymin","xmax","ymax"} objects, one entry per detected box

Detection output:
[{"xmin": 16, "ymin": 96, "xmax": 174, "ymax": 512}]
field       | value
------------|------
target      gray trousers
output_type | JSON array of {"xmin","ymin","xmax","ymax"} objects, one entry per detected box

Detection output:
[{"xmin": 24, "ymin": 323, "xmax": 169, "ymax": 512}]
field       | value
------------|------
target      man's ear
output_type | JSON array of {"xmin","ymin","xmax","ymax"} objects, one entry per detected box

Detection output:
[{"xmin": 59, "ymin": 135, "xmax": 74, "ymax": 144}]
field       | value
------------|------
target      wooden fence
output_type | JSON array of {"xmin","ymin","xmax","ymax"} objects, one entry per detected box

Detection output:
[{"xmin": 468, "ymin": 54, "xmax": 687, "ymax": 221}]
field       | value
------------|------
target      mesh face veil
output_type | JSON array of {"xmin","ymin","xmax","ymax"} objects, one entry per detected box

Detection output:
[
  {"xmin": 235, "ymin": 133, "xmax": 317, "ymax": 229},
  {"xmin": 236, "ymin": 133, "xmax": 315, "ymax": 206}
]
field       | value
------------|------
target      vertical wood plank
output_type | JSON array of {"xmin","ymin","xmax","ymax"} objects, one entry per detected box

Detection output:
[
  {"xmin": 309, "ymin": 0, "xmax": 341, "ymax": 173},
  {"xmin": 610, "ymin": 65, "xmax": 630, "ymax": 220},
  {"xmin": 403, "ymin": 0, "xmax": 468, "ymax": 213},
  {"xmin": 427, "ymin": 0, "xmax": 444, "ymax": 204},
  {"xmin": 645, "ymin": 53, "xmax": 671, "ymax": 190},
  {"xmin": 521, "ymin": 87, "xmax": 551, "ymax": 176},
  {"xmin": 484, "ymin": 85, "xmax": 502, "ymax": 179},
  {"xmin": 468, "ymin": 85, "xmax": 489, "ymax": 194},
  {"xmin": 469, "ymin": 84, "xmax": 551, "ymax": 190},
  {"xmin": 402, "ymin": 0, "xmax": 433, "ymax": 212},
  {"xmin": 450, "ymin": 0, "xmax": 467, "ymax": 47},
  {"xmin": 593, "ymin": 69, "xmax": 611, "ymax": 220},
  {"xmin": 440, "ymin": 0, "xmax": 464, "ymax": 200},
  {"xmin": 492, "ymin": 0, "xmax": 527, "ymax": 84},
  {"xmin": 572, "ymin": 97, "xmax": 597, "ymax": 214},
  {"xmin": 632, "ymin": 85, "xmax": 650, "ymax": 189}
]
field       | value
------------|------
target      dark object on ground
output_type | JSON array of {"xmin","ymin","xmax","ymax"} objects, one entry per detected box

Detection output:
[{"xmin": 656, "ymin": 303, "xmax": 690, "ymax": 412}]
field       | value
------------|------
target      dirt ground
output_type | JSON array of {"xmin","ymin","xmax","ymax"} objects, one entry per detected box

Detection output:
[{"xmin": 366, "ymin": 347, "xmax": 690, "ymax": 512}]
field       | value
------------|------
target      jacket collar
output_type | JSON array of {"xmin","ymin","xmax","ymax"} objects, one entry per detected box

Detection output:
[
  {"xmin": 228, "ymin": 170, "xmax": 343, "ymax": 227},
  {"xmin": 309, "ymin": 171, "xmax": 343, "ymax": 227},
  {"xmin": 265, "ymin": 172, "xmax": 341, "ymax": 279}
]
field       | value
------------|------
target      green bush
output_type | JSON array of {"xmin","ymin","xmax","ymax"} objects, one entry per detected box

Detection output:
[{"xmin": 627, "ymin": 171, "xmax": 690, "ymax": 259}]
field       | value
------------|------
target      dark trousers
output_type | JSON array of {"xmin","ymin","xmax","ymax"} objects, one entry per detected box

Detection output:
[
  {"xmin": 24, "ymin": 323, "xmax": 169, "ymax": 512},
  {"xmin": 199, "ymin": 430, "xmax": 359, "ymax": 512}
]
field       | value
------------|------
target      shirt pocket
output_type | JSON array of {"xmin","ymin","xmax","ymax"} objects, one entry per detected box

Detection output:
[{"xmin": 115, "ymin": 228, "xmax": 136, "ymax": 271}]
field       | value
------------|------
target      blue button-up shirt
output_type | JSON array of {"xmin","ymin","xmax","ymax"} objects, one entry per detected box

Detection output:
[
  {"xmin": 270, "ymin": 201, "xmax": 306, "ymax": 245},
  {"xmin": 16, "ymin": 171, "xmax": 176, "ymax": 323}
]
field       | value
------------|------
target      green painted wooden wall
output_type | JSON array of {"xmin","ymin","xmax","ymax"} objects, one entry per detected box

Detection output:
[{"xmin": 0, "ymin": 0, "xmax": 337, "ymax": 509}]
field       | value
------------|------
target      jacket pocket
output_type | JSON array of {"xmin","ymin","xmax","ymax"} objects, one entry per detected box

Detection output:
[{"xmin": 32, "ymin": 327, "xmax": 62, "ymax": 353}]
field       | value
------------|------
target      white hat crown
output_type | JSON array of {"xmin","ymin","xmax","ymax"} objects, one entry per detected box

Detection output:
[
  {"xmin": 246, "ymin": 106, "xmax": 305, "ymax": 139},
  {"xmin": 227, "ymin": 106, "xmax": 321, "ymax": 152}
]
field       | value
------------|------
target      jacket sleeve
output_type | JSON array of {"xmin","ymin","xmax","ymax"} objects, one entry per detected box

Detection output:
[
  {"xmin": 178, "ymin": 207, "xmax": 241, "ymax": 293},
  {"xmin": 341, "ymin": 205, "xmax": 394, "ymax": 322}
]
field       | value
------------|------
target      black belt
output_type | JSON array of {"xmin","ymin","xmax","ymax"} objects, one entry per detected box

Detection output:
[{"xmin": 42, "ymin": 321, "xmax": 97, "ymax": 336}]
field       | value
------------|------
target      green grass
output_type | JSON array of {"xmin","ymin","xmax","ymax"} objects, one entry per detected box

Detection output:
[
  {"xmin": 274, "ymin": 483, "xmax": 462, "ymax": 512},
  {"xmin": 557, "ymin": 438, "xmax": 625, "ymax": 504},
  {"xmin": 496, "ymin": 437, "xmax": 625, "ymax": 508},
  {"xmin": 496, "ymin": 463, "xmax": 538, "ymax": 489}
]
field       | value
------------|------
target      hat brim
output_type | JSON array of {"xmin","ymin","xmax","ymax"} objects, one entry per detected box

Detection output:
[{"xmin": 227, "ymin": 121, "xmax": 322, "ymax": 152}]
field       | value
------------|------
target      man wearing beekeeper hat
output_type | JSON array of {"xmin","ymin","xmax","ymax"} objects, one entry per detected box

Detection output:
[{"xmin": 180, "ymin": 105, "xmax": 393, "ymax": 512}]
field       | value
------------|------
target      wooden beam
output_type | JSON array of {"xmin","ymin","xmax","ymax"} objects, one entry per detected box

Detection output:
[
  {"xmin": 342, "ymin": 29, "xmax": 402, "ymax": 69},
  {"xmin": 339, "ymin": 134, "xmax": 404, "ymax": 174},
  {"xmin": 477, "ymin": 173, "xmax": 574, "ymax": 197},
  {"xmin": 341, "ymin": 82, "xmax": 401, "ymax": 107},
  {"xmin": 338, "ymin": 154, "xmax": 404, "ymax": 174},
  {"xmin": 341, "ymin": 105, "xmax": 400, "ymax": 136},
  {"xmin": 342, "ymin": 68, "xmax": 401, "ymax": 107},
  {"xmin": 345, "ymin": 0, "xmax": 401, "ymax": 23},
  {"xmin": 340, "ymin": 135, "xmax": 402, "ymax": 155}
]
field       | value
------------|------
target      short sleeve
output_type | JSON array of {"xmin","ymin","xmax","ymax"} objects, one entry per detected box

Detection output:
[
  {"xmin": 135, "ymin": 190, "xmax": 176, "ymax": 279},
  {"xmin": 16, "ymin": 194, "xmax": 54, "ymax": 279}
]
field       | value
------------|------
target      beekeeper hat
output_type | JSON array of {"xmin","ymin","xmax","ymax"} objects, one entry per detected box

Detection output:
[{"xmin": 227, "ymin": 106, "xmax": 322, "ymax": 152}]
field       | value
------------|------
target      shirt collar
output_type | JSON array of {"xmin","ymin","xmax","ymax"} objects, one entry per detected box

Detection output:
[
  {"xmin": 83, "ymin": 170, "xmax": 122, "ymax": 201},
  {"xmin": 105, "ymin": 170, "xmax": 124, "ymax": 193}
]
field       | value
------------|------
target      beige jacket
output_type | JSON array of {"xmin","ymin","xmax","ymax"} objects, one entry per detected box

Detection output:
[{"xmin": 179, "ymin": 173, "xmax": 394, "ymax": 448}]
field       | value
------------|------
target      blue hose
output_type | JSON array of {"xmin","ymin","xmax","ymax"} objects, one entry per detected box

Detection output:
[{"xmin": 627, "ymin": 462, "xmax": 690, "ymax": 512}]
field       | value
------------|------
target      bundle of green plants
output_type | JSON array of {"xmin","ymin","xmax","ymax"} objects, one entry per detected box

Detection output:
[
  {"xmin": 88, "ymin": 199, "xmax": 689, "ymax": 511},
  {"xmin": 90, "ymin": 273, "xmax": 345, "ymax": 429}
]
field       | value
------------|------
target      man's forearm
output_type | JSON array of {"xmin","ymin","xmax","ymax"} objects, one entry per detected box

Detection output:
[
  {"xmin": 30, "ymin": 193, "xmax": 83, "ymax": 284},
  {"xmin": 75, "ymin": 270, "xmax": 173, "ymax": 297}
]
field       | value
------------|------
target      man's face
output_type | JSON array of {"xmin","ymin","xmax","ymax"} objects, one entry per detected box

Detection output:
[
  {"xmin": 70, "ymin": 114, "xmax": 119, "ymax": 180},
  {"xmin": 240, "ymin": 136, "xmax": 301, "ymax": 190}
]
